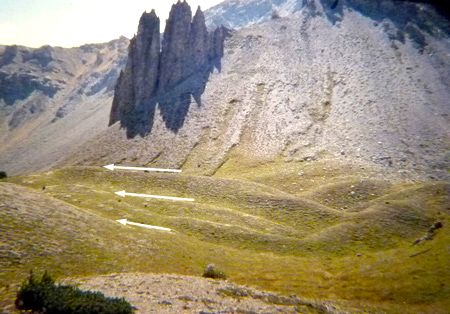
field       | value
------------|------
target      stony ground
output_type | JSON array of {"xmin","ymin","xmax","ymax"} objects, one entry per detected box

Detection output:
[{"xmin": 72, "ymin": 273, "xmax": 338, "ymax": 314}]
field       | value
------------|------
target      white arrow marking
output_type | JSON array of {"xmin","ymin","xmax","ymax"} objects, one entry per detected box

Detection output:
[
  {"xmin": 116, "ymin": 219, "xmax": 172, "ymax": 232},
  {"xmin": 103, "ymin": 164, "xmax": 181, "ymax": 173},
  {"xmin": 115, "ymin": 190, "xmax": 194, "ymax": 202}
]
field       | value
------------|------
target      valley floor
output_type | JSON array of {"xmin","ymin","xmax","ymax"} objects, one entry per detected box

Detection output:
[{"xmin": 0, "ymin": 159, "xmax": 449, "ymax": 313}]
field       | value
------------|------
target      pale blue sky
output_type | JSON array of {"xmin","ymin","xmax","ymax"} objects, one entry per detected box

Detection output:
[{"xmin": 0, "ymin": 0, "xmax": 223, "ymax": 47}]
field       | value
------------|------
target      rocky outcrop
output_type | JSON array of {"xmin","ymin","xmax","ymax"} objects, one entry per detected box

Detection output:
[
  {"xmin": 159, "ymin": 2, "xmax": 192, "ymax": 93},
  {"xmin": 109, "ymin": 1, "xmax": 229, "ymax": 137},
  {"xmin": 189, "ymin": 7, "xmax": 210, "ymax": 76},
  {"xmin": 134, "ymin": 11, "xmax": 161, "ymax": 103},
  {"xmin": 110, "ymin": 11, "xmax": 160, "ymax": 124},
  {"xmin": 0, "ymin": 46, "xmax": 62, "ymax": 107},
  {"xmin": 210, "ymin": 26, "xmax": 229, "ymax": 71},
  {"xmin": 0, "ymin": 71, "xmax": 60, "ymax": 106}
]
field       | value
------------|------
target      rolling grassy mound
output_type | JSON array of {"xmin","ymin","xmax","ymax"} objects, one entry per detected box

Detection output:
[{"xmin": 1, "ymin": 161, "xmax": 449, "ymax": 313}]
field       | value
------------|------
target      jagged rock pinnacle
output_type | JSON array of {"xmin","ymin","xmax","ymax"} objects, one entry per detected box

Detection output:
[
  {"xmin": 110, "ymin": 9, "xmax": 160, "ymax": 125},
  {"xmin": 189, "ymin": 5, "xmax": 209, "ymax": 74},
  {"xmin": 159, "ymin": 1, "xmax": 193, "ymax": 93},
  {"xmin": 109, "ymin": 1, "xmax": 228, "ymax": 135}
]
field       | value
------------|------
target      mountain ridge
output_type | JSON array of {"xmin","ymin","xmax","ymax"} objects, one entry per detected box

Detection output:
[
  {"xmin": 0, "ymin": 37, "xmax": 128, "ymax": 175},
  {"xmin": 65, "ymin": 0, "xmax": 450, "ymax": 180},
  {"xmin": 205, "ymin": 0, "xmax": 450, "ymax": 31}
]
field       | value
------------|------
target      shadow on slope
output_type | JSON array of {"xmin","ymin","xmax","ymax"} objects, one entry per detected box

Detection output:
[
  {"xmin": 319, "ymin": 0, "xmax": 450, "ymax": 51},
  {"xmin": 116, "ymin": 26, "xmax": 230, "ymax": 138},
  {"xmin": 120, "ymin": 68, "xmax": 213, "ymax": 137}
]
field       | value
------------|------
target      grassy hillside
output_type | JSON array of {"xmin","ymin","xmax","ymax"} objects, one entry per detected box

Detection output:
[{"xmin": 1, "ymin": 161, "xmax": 449, "ymax": 313}]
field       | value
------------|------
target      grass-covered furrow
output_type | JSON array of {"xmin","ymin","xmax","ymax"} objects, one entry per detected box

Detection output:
[
  {"xmin": 2, "ymin": 163, "xmax": 449, "ymax": 313},
  {"xmin": 11, "ymin": 167, "xmax": 342, "ymax": 232}
]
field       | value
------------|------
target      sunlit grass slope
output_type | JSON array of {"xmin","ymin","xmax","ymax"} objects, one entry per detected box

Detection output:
[{"xmin": 1, "ymin": 160, "xmax": 449, "ymax": 313}]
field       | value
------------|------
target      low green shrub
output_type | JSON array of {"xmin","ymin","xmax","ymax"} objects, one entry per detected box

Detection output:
[
  {"xmin": 15, "ymin": 271, "xmax": 134, "ymax": 314},
  {"xmin": 203, "ymin": 264, "xmax": 227, "ymax": 279},
  {"xmin": 0, "ymin": 171, "xmax": 7, "ymax": 179}
]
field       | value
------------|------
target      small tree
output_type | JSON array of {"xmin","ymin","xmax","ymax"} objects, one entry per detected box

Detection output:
[{"xmin": 0, "ymin": 171, "xmax": 7, "ymax": 179}]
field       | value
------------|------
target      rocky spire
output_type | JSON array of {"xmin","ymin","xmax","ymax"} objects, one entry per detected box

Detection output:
[
  {"xmin": 133, "ymin": 10, "xmax": 160, "ymax": 102},
  {"xmin": 158, "ymin": 1, "xmax": 193, "ymax": 93},
  {"xmin": 109, "ymin": 1, "xmax": 229, "ymax": 135},
  {"xmin": 189, "ymin": 6, "xmax": 209, "ymax": 74},
  {"xmin": 110, "ymin": 10, "xmax": 160, "ymax": 124},
  {"xmin": 210, "ymin": 25, "xmax": 228, "ymax": 63}
]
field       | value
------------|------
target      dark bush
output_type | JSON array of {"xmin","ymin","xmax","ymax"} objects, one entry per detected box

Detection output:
[
  {"xmin": 0, "ymin": 171, "xmax": 7, "ymax": 179},
  {"xmin": 15, "ymin": 271, "xmax": 134, "ymax": 314}
]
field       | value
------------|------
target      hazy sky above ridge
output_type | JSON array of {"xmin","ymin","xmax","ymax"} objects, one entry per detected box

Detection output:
[{"xmin": 0, "ymin": 0, "xmax": 224, "ymax": 48}]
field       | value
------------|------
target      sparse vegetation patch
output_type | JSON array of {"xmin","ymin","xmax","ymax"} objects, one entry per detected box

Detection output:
[
  {"xmin": 15, "ymin": 271, "xmax": 134, "ymax": 314},
  {"xmin": 203, "ymin": 264, "xmax": 227, "ymax": 279}
]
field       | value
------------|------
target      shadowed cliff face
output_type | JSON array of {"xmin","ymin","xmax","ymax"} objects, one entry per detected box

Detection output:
[
  {"xmin": 0, "ymin": 46, "xmax": 62, "ymax": 106},
  {"xmin": 318, "ymin": 0, "xmax": 450, "ymax": 51},
  {"xmin": 110, "ymin": 3, "xmax": 229, "ymax": 138}
]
